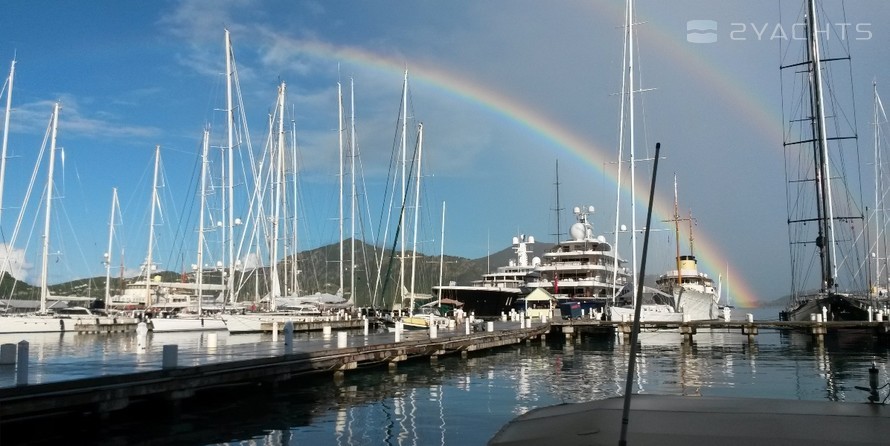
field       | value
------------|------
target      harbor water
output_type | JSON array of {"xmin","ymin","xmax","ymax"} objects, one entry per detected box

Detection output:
[{"xmin": 2, "ymin": 308, "xmax": 889, "ymax": 445}]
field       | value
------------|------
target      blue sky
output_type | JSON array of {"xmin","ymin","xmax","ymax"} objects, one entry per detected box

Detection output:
[{"xmin": 2, "ymin": 1, "xmax": 890, "ymax": 305}]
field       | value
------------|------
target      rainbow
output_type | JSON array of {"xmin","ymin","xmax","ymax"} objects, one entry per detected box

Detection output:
[{"xmin": 265, "ymin": 18, "xmax": 769, "ymax": 307}]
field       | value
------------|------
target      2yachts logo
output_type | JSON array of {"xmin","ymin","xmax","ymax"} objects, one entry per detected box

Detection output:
[{"xmin": 686, "ymin": 20, "xmax": 872, "ymax": 43}]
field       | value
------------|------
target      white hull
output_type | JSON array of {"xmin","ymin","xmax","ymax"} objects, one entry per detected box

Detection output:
[
  {"xmin": 149, "ymin": 316, "xmax": 226, "ymax": 332},
  {"xmin": 0, "ymin": 315, "xmax": 134, "ymax": 334},
  {"xmin": 609, "ymin": 305, "xmax": 685, "ymax": 323},
  {"xmin": 673, "ymin": 287, "xmax": 720, "ymax": 321}
]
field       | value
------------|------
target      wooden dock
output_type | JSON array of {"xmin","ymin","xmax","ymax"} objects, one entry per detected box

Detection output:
[
  {"xmin": 74, "ymin": 317, "xmax": 139, "ymax": 334},
  {"xmin": 0, "ymin": 324, "xmax": 548, "ymax": 427},
  {"xmin": 551, "ymin": 319, "xmax": 890, "ymax": 342}
]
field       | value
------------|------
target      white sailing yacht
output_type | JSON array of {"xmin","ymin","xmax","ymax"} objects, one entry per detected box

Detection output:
[{"xmin": 0, "ymin": 104, "xmax": 126, "ymax": 333}]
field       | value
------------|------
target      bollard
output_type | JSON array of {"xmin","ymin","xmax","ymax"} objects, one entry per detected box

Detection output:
[
  {"xmin": 284, "ymin": 321, "xmax": 294, "ymax": 354},
  {"xmin": 272, "ymin": 322, "xmax": 279, "ymax": 342},
  {"xmin": 363, "ymin": 317, "xmax": 369, "ymax": 336},
  {"xmin": 16, "ymin": 340, "xmax": 28, "ymax": 386},
  {"xmin": 430, "ymin": 321, "xmax": 438, "ymax": 339},
  {"xmin": 822, "ymin": 305, "xmax": 828, "ymax": 322},
  {"xmin": 337, "ymin": 331, "xmax": 348, "ymax": 348},
  {"xmin": 395, "ymin": 322, "xmax": 402, "ymax": 342},
  {"xmin": 323, "ymin": 325, "xmax": 332, "ymax": 337},
  {"xmin": 207, "ymin": 333, "xmax": 218, "ymax": 349},
  {"xmin": 501, "ymin": 312, "xmax": 507, "ymax": 322},
  {"xmin": 0, "ymin": 343, "xmax": 15, "ymax": 365},
  {"xmin": 162, "ymin": 344, "xmax": 178, "ymax": 369},
  {"xmin": 746, "ymin": 313, "xmax": 754, "ymax": 323},
  {"xmin": 542, "ymin": 315, "xmax": 548, "ymax": 324},
  {"xmin": 723, "ymin": 306, "xmax": 731, "ymax": 321},
  {"xmin": 868, "ymin": 306, "xmax": 874, "ymax": 322},
  {"xmin": 519, "ymin": 316, "xmax": 524, "ymax": 329},
  {"xmin": 878, "ymin": 312, "xmax": 885, "ymax": 323},
  {"xmin": 816, "ymin": 314, "xmax": 823, "ymax": 323},
  {"xmin": 486, "ymin": 321, "xmax": 494, "ymax": 332},
  {"xmin": 465, "ymin": 319, "xmax": 471, "ymax": 335}
]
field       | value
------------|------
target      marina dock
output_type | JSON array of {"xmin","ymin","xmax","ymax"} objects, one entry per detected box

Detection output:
[{"xmin": 0, "ymin": 321, "xmax": 548, "ymax": 431}]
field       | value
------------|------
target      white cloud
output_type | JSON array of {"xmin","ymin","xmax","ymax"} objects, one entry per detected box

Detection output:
[{"xmin": 0, "ymin": 243, "xmax": 33, "ymax": 283}]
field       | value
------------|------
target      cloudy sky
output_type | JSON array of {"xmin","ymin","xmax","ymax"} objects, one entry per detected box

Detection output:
[{"xmin": 2, "ymin": 0, "xmax": 889, "ymax": 306}]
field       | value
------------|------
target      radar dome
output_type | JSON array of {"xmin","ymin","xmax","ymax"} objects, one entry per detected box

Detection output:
[
  {"xmin": 570, "ymin": 222, "xmax": 586, "ymax": 240},
  {"xmin": 512, "ymin": 236, "xmax": 519, "ymax": 245},
  {"xmin": 573, "ymin": 206, "xmax": 581, "ymax": 214},
  {"xmin": 532, "ymin": 256, "xmax": 541, "ymax": 266},
  {"xmin": 620, "ymin": 224, "xmax": 627, "ymax": 232},
  {"xmin": 528, "ymin": 236, "xmax": 535, "ymax": 243},
  {"xmin": 597, "ymin": 235, "xmax": 606, "ymax": 243}
]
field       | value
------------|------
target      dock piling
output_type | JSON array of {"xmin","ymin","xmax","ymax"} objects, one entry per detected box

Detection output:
[
  {"xmin": 0, "ymin": 343, "xmax": 15, "ymax": 365},
  {"xmin": 337, "ymin": 331, "xmax": 348, "ymax": 348},
  {"xmin": 162, "ymin": 345, "xmax": 178, "ymax": 369},
  {"xmin": 16, "ymin": 340, "xmax": 28, "ymax": 386},
  {"xmin": 284, "ymin": 321, "xmax": 294, "ymax": 354}
]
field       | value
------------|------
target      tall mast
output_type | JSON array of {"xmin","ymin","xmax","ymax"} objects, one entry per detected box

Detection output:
[
  {"xmin": 39, "ymin": 102, "xmax": 60, "ymax": 313},
  {"xmin": 873, "ymin": 82, "xmax": 884, "ymax": 294},
  {"xmin": 409, "ymin": 123, "xmax": 423, "ymax": 312},
  {"xmin": 104, "ymin": 188, "xmax": 119, "ymax": 302},
  {"xmin": 197, "ymin": 128, "xmax": 210, "ymax": 315},
  {"xmin": 145, "ymin": 145, "xmax": 160, "ymax": 308},
  {"xmin": 337, "ymin": 80, "xmax": 344, "ymax": 296},
  {"xmin": 290, "ymin": 117, "xmax": 299, "ymax": 296},
  {"xmin": 225, "ymin": 29, "xmax": 236, "ymax": 305},
  {"xmin": 399, "ymin": 70, "xmax": 408, "ymax": 307},
  {"xmin": 0, "ymin": 58, "xmax": 15, "ymax": 224},
  {"xmin": 350, "ymin": 78, "xmax": 357, "ymax": 302},
  {"xmin": 805, "ymin": 0, "xmax": 837, "ymax": 292},
  {"xmin": 270, "ymin": 82, "xmax": 287, "ymax": 311},
  {"xmin": 437, "ymin": 201, "xmax": 445, "ymax": 306},
  {"xmin": 672, "ymin": 174, "xmax": 682, "ymax": 285},
  {"xmin": 627, "ymin": 0, "xmax": 639, "ymax": 302},
  {"xmin": 611, "ymin": 0, "xmax": 632, "ymax": 302}
]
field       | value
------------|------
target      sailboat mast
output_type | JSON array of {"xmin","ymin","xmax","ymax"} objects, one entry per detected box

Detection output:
[
  {"xmin": 197, "ymin": 128, "xmax": 209, "ymax": 315},
  {"xmin": 225, "ymin": 29, "xmax": 236, "ymax": 305},
  {"xmin": 104, "ymin": 188, "xmax": 118, "ymax": 302},
  {"xmin": 611, "ymin": 0, "xmax": 630, "ymax": 302},
  {"xmin": 290, "ymin": 117, "xmax": 299, "ymax": 295},
  {"xmin": 627, "ymin": 0, "xmax": 639, "ymax": 303},
  {"xmin": 270, "ymin": 82, "xmax": 286, "ymax": 311},
  {"xmin": 672, "ymin": 174, "xmax": 682, "ymax": 285},
  {"xmin": 39, "ymin": 102, "xmax": 60, "ymax": 313},
  {"xmin": 399, "ymin": 70, "xmax": 408, "ymax": 308},
  {"xmin": 338, "ymin": 80, "xmax": 344, "ymax": 296},
  {"xmin": 0, "ymin": 58, "xmax": 14, "ymax": 224},
  {"xmin": 873, "ymin": 82, "xmax": 882, "ymax": 295},
  {"xmin": 438, "ymin": 201, "xmax": 445, "ymax": 306},
  {"xmin": 350, "ymin": 78, "xmax": 357, "ymax": 303},
  {"xmin": 409, "ymin": 123, "xmax": 423, "ymax": 312},
  {"xmin": 145, "ymin": 146, "xmax": 160, "ymax": 308},
  {"xmin": 805, "ymin": 0, "xmax": 837, "ymax": 292}
]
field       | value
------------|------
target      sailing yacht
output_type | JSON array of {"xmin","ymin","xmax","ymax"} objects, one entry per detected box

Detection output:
[
  {"xmin": 0, "ymin": 103, "xmax": 133, "ymax": 334},
  {"xmin": 779, "ymin": 0, "xmax": 871, "ymax": 321}
]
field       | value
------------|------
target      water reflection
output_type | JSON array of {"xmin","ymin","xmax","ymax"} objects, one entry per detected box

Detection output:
[{"xmin": 3, "ymin": 326, "xmax": 889, "ymax": 445}]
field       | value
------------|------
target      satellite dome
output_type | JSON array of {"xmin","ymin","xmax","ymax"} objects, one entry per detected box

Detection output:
[
  {"xmin": 597, "ymin": 235, "xmax": 606, "ymax": 243},
  {"xmin": 570, "ymin": 222, "xmax": 586, "ymax": 240}
]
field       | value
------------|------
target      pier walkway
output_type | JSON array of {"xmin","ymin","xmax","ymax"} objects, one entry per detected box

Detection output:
[{"xmin": 0, "ymin": 320, "xmax": 547, "ymax": 427}]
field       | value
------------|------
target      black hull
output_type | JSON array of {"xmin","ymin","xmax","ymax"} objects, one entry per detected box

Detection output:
[
  {"xmin": 436, "ymin": 287, "xmax": 522, "ymax": 319},
  {"xmin": 780, "ymin": 293, "xmax": 872, "ymax": 321}
]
